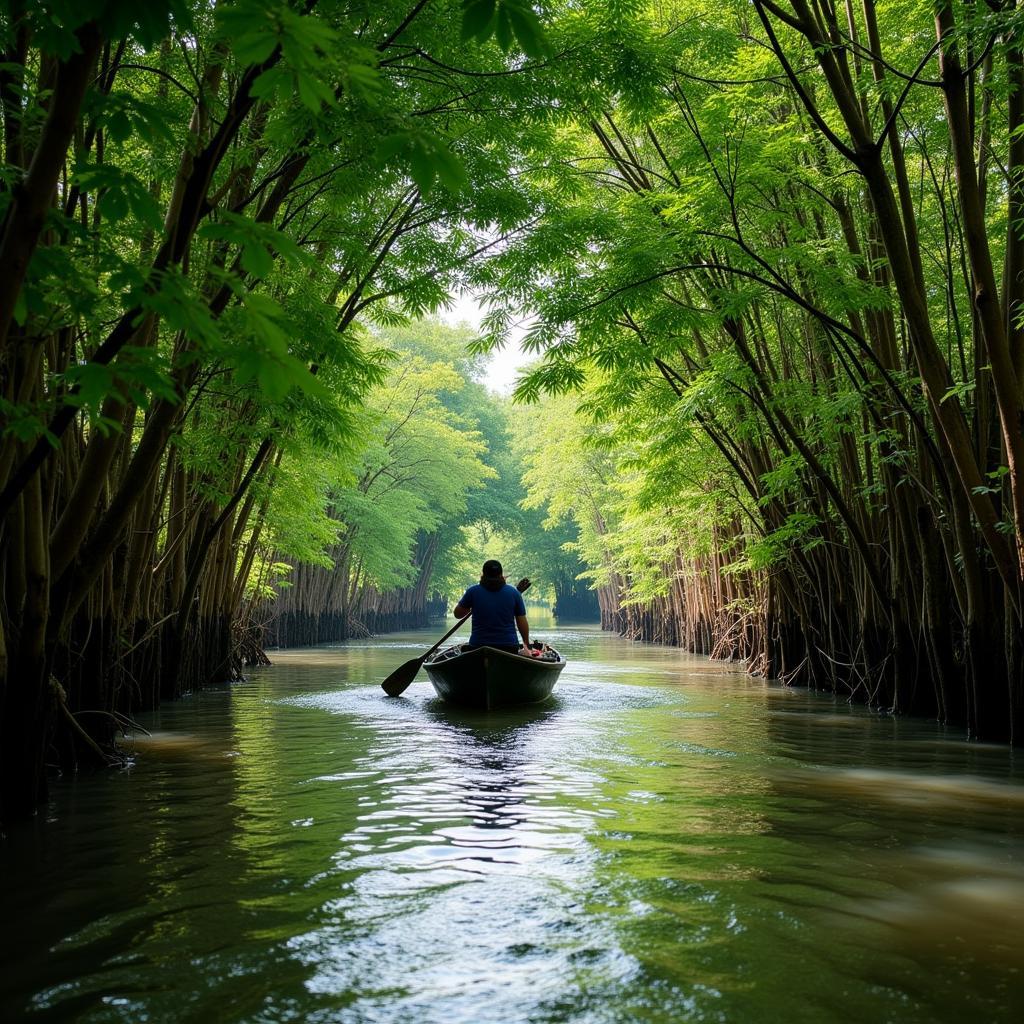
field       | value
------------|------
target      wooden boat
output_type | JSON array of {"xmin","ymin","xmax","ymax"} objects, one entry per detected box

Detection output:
[{"xmin": 423, "ymin": 643, "xmax": 566, "ymax": 709}]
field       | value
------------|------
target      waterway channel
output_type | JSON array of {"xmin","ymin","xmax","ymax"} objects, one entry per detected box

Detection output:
[{"xmin": 2, "ymin": 621, "xmax": 1023, "ymax": 1022}]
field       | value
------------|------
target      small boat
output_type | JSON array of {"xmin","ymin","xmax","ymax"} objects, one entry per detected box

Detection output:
[{"xmin": 423, "ymin": 643, "xmax": 566, "ymax": 709}]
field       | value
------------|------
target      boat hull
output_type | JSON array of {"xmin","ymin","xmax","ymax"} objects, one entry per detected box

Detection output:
[{"xmin": 424, "ymin": 645, "xmax": 565, "ymax": 709}]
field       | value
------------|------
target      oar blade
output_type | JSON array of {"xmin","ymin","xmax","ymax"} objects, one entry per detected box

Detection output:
[{"xmin": 380, "ymin": 657, "xmax": 423, "ymax": 697}]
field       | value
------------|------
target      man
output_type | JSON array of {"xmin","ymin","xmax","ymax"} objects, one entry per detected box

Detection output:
[{"xmin": 454, "ymin": 559, "xmax": 536, "ymax": 655}]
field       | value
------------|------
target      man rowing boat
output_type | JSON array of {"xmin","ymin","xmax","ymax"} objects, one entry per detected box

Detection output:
[{"xmin": 453, "ymin": 559, "xmax": 538, "ymax": 656}]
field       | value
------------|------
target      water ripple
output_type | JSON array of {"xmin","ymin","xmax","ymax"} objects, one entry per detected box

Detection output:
[{"xmin": 3, "ymin": 627, "xmax": 1023, "ymax": 1024}]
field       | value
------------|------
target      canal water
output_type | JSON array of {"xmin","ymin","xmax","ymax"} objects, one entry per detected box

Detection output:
[{"xmin": 2, "ymin": 622, "xmax": 1023, "ymax": 1023}]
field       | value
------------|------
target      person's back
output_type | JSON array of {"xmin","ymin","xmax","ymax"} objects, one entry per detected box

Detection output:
[
  {"xmin": 460, "ymin": 582, "xmax": 523, "ymax": 647},
  {"xmin": 454, "ymin": 560, "xmax": 530, "ymax": 653}
]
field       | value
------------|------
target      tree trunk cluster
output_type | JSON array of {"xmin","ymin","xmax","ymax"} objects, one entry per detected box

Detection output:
[
  {"xmin": 0, "ymin": 4, "xmax": 479, "ymax": 822},
  {"xmin": 259, "ymin": 530, "xmax": 444, "ymax": 648},
  {"xmin": 546, "ymin": 0, "xmax": 1024, "ymax": 742}
]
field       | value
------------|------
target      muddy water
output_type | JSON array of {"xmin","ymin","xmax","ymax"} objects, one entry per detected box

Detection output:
[{"xmin": 2, "ymin": 623, "xmax": 1022, "ymax": 1022}]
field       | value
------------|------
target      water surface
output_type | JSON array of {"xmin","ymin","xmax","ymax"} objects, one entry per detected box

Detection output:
[{"xmin": 2, "ymin": 624, "xmax": 1022, "ymax": 1022}]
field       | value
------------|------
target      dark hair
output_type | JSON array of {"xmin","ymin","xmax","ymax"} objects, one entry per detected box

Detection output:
[{"xmin": 480, "ymin": 559, "xmax": 505, "ymax": 591}]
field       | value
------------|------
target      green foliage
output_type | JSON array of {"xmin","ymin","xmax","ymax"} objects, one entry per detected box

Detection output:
[
  {"xmin": 461, "ymin": 0, "xmax": 548, "ymax": 58},
  {"xmin": 453, "ymin": 0, "xmax": 1021, "ymax": 638},
  {"xmin": 333, "ymin": 342, "xmax": 495, "ymax": 589},
  {"xmin": 0, "ymin": 0, "xmax": 597, "ymax": 673},
  {"xmin": 72, "ymin": 162, "xmax": 163, "ymax": 229},
  {"xmin": 24, "ymin": 1, "xmax": 193, "ymax": 56},
  {"xmin": 375, "ymin": 131, "xmax": 468, "ymax": 195}
]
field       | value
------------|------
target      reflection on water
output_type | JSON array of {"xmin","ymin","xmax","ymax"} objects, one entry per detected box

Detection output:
[{"xmin": 1, "ymin": 624, "xmax": 1023, "ymax": 1023}]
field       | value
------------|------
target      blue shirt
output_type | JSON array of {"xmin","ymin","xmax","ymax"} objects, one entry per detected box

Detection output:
[{"xmin": 457, "ymin": 583, "xmax": 526, "ymax": 647}]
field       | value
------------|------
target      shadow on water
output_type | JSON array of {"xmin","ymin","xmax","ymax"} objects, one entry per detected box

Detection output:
[
  {"xmin": 418, "ymin": 694, "xmax": 566, "ymax": 745},
  {"xmin": 413, "ymin": 697, "xmax": 569, "ymax": 834}
]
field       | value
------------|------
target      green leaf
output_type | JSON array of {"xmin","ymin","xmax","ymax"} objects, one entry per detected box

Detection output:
[
  {"xmin": 64, "ymin": 361, "xmax": 115, "ymax": 411},
  {"xmin": 99, "ymin": 187, "xmax": 129, "ymax": 222},
  {"xmin": 433, "ymin": 148, "xmax": 468, "ymax": 193},
  {"xmin": 96, "ymin": 0, "xmax": 194, "ymax": 48},
  {"xmin": 346, "ymin": 61, "xmax": 383, "ymax": 100},
  {"xmin": 32, "ymin": 21, "xmax": 83, "ymax": 61},
  {"xmin": 941, "ymin": 379, "xmax": 976, "ymax": 404},
  {"xmin": 376, "ymin": 131, "xmax": 412, "ymax": 163},
  {"xmin": 97, "ymin": 92, "xmax": 177, "ymax": 145},
  {"xmin": 217, "ymin": 2, "xmax": 282, "ymax": 65},
  {"xmin": 462, "ymin": 0, "xmax": 497, "ymax": 41},
  {"xmin": 199, "ymin": 211, "xmax": 309, "ymax": 275},
  {"xmin": 12, "ymin": 288, "xmax": 26, "ymax": 326},
  {"xmin": 279, "ymin": 7, "xmax": 338, "ymax": 54},
  {"xmin": 295, "ymin": 69, "xmax": 335, "ymax": 111},
  {"xmin": 105, "ymin": 108, "xmax": 132, "ymax": 143},
  {"xmin": 251, "ymin": 66, "xmax": 289, "ymax": 101},
  {"xmin": 495, "ymin": 8, "xmax": 514, "ymax": 50},
  {"xmin": 408, "ymin": 145, "xmax": 437, "ymax": 194},
  {"xmin": 506, "ymin": 3, "xmax": 547, "ymax": 58},
  {"xmin": 117, "ymin": 346, "xmax": 178, "ymax": 406},
  {"xmin": 140, "ymin": 269, "xmax": 222, "ymax": 348},
  {"xmin": 241, "ymin": 242, "xmax": 274, "ymax": 279},
  {"xmin": 73, "ymin": 161, "xmax": 162, "ymax": 230},
  {"xmin": 234, "ymin": 30, "xmax": 279, "ymax": 66}
]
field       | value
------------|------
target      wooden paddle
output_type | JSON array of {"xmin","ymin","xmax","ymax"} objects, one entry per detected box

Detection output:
[{"xmin": 381, "ymin": 577, "xmax": 531, "ymax": 697}]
